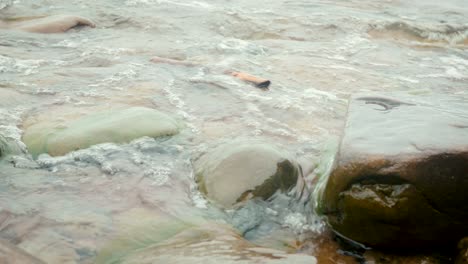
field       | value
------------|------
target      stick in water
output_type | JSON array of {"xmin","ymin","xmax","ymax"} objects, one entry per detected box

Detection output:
[
  {"xmin": 150, "ymin": 56, "xmax": 271, "ymax": 90},
  {"xmin": 226, "ymin": 71, "xmax": 271, "ymax": 89}
]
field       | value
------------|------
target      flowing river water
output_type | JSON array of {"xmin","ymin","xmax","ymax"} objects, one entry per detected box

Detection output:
[{"xmin": 0, "ymin": 0, "xmax": 467, "ymax": 263}]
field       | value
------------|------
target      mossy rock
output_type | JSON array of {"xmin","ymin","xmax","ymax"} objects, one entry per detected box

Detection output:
[
  {"xmin": 22, "ymin": 107, "xmax": 182, "ymax": 157},
  {"xmin": 318, "ymin": 94, "xmax": 468, "ymax": 249},
  {"xmin": 195, "ymin": 141, "xmax": 300, "ymax": 208}
]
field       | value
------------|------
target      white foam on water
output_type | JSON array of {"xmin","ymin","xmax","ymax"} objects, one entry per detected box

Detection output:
[
  {"xmin": 440, "ymin": 55, "xmax": 468, "ymax": 68},
  {"xmin": 80, "ymin": 46, "xmax": 135, "ymax": 58},
  {"xmin": 396, "ymin": 76, "xmax": 420, "ymax": 84},
  {"xmin": 0, "ymin": 0, "xmax": 466, "ymax": 262},
  {"xmin": 0, "ymin": 0, "xmax": 12, "ymax": 10},
  {"xmin": 88, "ymin": 63, "xmax": 141, "ymax": 88},
  {"xmin": 52, "ymin": 39, "xmax": 84, "ymax": 48},
  {"xmin": 0, "ymin": 55, "xmax": 44, "ymax": 76},
  {"xmin": 160, "ymin": 79, "xmax": 199, "ymax": 133},
  {"xmin": 35, "ymin": 138, "xmax": 181, "ymax": 188},
  {"xmin": 188, "ymin": 167, "xmax": 208, "ymax": 209},
  {"xmin": 145, "ymin": 165, "xmax": 171, "ymax": 186},
  {"xmin": 283, "ymin": 212, "xmax": 310, "ymax": 233},
  {"xmin": 302, "ymin": 88, "xmax": 341, "ymax": 101},
  {"xmin": 217, "ymin": 38, "xmax": 267, "ymax": 55},
  {"xmin": 416, "ymin": 66, "xmax": 467, "ymax": 79},
  {"xmin": 0, "ymin": 107, "xmax": 27, "ymax": 153},
  {"xmin": 125, "ymin": 0, "xmax": 213, "ymax": 9}
]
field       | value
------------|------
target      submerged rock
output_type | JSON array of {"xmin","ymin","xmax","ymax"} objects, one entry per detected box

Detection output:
[
  {"xmin": 96, "ymin": 215, "xmax": 316, "ymax": 264},
  {"xmin": 195, "ymin": 141, "xmax": 300, "ymax": 208},
  {"xmin": 0, "ymin": 89, "xmax": 34, "ymax": 108},
  {"xmin": 368, "ymin": 22, "xmax": 468, "ymax": 46},
  {"xmin": 23, "ymin": 107, "xmax": 181, "ymax": 157},
  {"xmin": 122, "ymin": 224, "xmax": 316, "ymax": 264},
  {"xmin": 318, "ymin": 94, "xmax": 468, "ymax": 249},
  {"xmin": 1, "ymin": 15, "xmax": 95, "ymax": 33},
  {"xmin": 0, "ymin": 240, "xmax": 45, "ymax": 264}
]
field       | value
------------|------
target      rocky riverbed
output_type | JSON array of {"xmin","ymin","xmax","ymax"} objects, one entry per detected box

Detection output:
[{"xmin": 0, "ymin": 0, "xmax": 467, "ymax": 263}]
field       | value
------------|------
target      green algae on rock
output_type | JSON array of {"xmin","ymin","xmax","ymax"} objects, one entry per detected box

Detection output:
[
  {"xmin": 23, "ymin": 107, "xmax": 181, "ymax": 157},
  {"xmin": 318, "ymin": 94, "xmax": 468, "ymax": 249},
  {"xmin": 195, "ymin": 141, "xmax": 300, "ymax": 208}
]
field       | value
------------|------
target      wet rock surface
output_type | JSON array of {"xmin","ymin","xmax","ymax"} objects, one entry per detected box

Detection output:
[
  {"xmin": 96, "ymin": 218, "xmax": 317, "ymax": 264},
  {"xmin": 22, "ymin": 107, "xmax": 181, "ymax": 157},
  {"xmin": 1, "ymin": 0, "xmax": 468, "ymax": 262},
  {"xmin": 0, "ymin": 239, "xmax": 45, "ymax": 264},
  {"xmin": 456, "ymin": 238, "xmax": 468, "ymax": 264},
  {"xmin": 195, "ymin": 141, "xmax": 300, "ymax": 208},
  {"xmin": 0, "ymin": 134, "xmax": 22, "ymax": 158},
  {"xmin": 319, "ymin": 94, "xmax": 468, "ymax": 249},
  {"xmin": 0, "ymin": 14, "xmax": 95, "ymax": 33}
]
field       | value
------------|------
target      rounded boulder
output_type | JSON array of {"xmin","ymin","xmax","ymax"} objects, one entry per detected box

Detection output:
[{"xmin": 195, "ymin": 141, "xmax": 300, "ymax": 208}]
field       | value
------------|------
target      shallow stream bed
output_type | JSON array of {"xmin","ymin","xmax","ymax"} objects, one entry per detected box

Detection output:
[{"xmin": 0, "ymin": 0, "xmax": 467, "ymax": 263}]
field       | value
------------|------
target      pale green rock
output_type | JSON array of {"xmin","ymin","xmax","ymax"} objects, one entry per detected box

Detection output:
[
  {"xmin": 23, "ymin": 107, "xmax": 181, "ymax": 157},
  {"xmin": 195, "ymin": 141, "xmax": 300, "ymax": 208},
  {"xmin": 96, "ymin": 219, "xmax": 317, "ymax": 264}
]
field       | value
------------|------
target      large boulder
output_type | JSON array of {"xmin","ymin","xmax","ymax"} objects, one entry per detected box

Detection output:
[
  {"xmin": 195, "ymin": 141, "xmax": 300, "ymax": 208},
  {"xmin": 318, "ymin": 94, "xmax": 468, "ymax": 249},
  {"xmin": 23, "ymin": 107, "xmax": 181, "ymax": 157}
]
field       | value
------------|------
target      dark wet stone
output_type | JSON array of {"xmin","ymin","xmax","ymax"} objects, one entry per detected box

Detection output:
[
  {"xmin": 456, "ymin": 238, "xmax": 468, "ymax": 264},
  {"xmin": 195, "ymin": 141, "xmax": 300, "ymax": 208},
  {"xmin": 318, "ymin": 94, "xmax": 468, "ymax": 249}
]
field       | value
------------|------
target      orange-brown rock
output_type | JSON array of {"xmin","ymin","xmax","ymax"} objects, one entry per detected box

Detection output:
[{"xmin": 318, "ymin": 94, "xmax": 468, "ymax": 249}]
